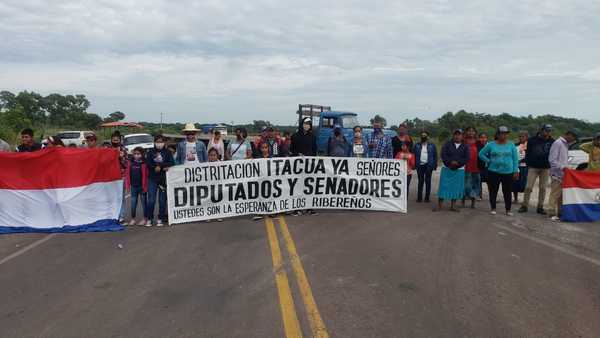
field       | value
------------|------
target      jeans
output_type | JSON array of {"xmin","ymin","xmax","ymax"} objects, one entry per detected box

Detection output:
[
  {"xmin": 119, "ymin": 182, "xmax": 126, "ymax": 220},
  {"xmin": 487, "ymin": 171, "xmax": 514, "ymax": 211},
  {"xmin": 522, "ymin": 168, "xmax": 549, "ymax": 209},
  {"xmin": 464, "ymin": 172, "xmax": 481, "ymax": 199},
  {"xmin": 130, "ymin": 185, "xmax": 148, "ymax": 219},
  {"xmin": 147, "ymin": 179, "xmax": 167, "ymax": 222},
  {"xmin": 416, "ymin": 164, "xmax": 433, "ymax": 201}
]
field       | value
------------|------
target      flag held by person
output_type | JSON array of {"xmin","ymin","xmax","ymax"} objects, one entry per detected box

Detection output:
[
  {"xmin": 0, "ymin": 148, "xmax": 124, "ymax": 233},
  {"xmin": 561, "ymin": 169, "xmax": 600, "ymax": 222}
]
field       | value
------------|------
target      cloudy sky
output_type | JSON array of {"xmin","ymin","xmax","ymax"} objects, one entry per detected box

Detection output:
[{"xmin": 1, "ymin": 0, "xmax": 599, "ymax": 124}]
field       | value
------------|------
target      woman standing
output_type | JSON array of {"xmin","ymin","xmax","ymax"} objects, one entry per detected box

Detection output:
[
  {"xmin": 208, "ymin": 130, "xmax": 225, "ymax": 160},
  {"xmin": 478, "ymin": 126, "xmax": 519, "ymax": 216},
  {"xmin": 351, "ymin": 126, "xmax": 368, "ymax": 158},
  {"xmin": 513, "ymin": 130, "xmax": 529, "ymax": 202},
  {"xmin": 395, "ymin": 142, "xmax": 415, "ymax": 196},
  {"xmin": 434, "ymin": 129, "xmax": 469, "ymax": 212},
  {"xmin": 463, "ymin": 128, "xmax": 481, "ymax": 208}
]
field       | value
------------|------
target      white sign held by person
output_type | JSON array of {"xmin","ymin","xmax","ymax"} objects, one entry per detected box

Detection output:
[{"xmin": 167, "ymin": 157, "xmax": 407, "ymax": 224}]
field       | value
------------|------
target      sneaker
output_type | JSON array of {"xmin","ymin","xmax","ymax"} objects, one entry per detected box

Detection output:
[
  {"xmin": 506, "ymin": 211, "xmax": 514, "ymax": 216},
  {"xmin": 118, "ymin": 218, "xmax": 125, "ymax": 224},
  {"xmin": 156, "ymin": 219, "xmax": 163, "ymax": 227},
  {"xmin": 217, "ymin": 218, "xmax": 223, "ymax": 222},
  {"xmin": 550, "ymin": 216, "xmax": 560, "ymax": 222},
  {"xmin": 252, "ymin": 216, "xmax": 264, "ymax": 221},
  {"xmin": 291, "ymin": 210, "xmax": 302, "ymax": 217},
  {"xmin": 137, "ymin": 218, "xmax": 148, "ymax": 226},
  {"xmin": 307, "ymin": 210, "xmax": 318, "ymax": 216},
  {"xmin": 205, "ymin": 219, "xmax": 212, "ymax": 223},
  {"xmin": 490, "ymin": 210, "xmax": 497, "ymax": 215},
  {"xmin": 518, "ymin": 206, "xmax": 528, "ymax": 213},
  {"xmin": 144, "ymin": 221, "xmax": 152, "ymax": 227},
  {"xmin": 536, "ymin": 208, "xmax": 547, "ymax": 215},
  {"xmin": 127, "ymin": 219, "xmax": 136, "ymax": 226}
]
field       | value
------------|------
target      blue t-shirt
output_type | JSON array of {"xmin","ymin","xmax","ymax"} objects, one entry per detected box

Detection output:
[{"xmin": 478, "ymin": 141, "xmax": 519, "ymax": 174}]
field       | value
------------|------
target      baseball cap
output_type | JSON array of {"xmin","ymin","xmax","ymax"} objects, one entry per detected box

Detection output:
[
  {"xmin": 497, "ymin": 126, "xmax": 510, "ymax": 133},
  {"xmin": 541, "ymin": 124, "xmax": 553, "ymax": 131},
  {"xmin": 566, "ymin": 128, "xmax": 580, "ymax": 139},
  {"xmin": 333, "ymin": 124, "xmax": 342, "ymax": 130},
  {"xmin": 453, "ymin": 128, "xmax": 463, "ymax": 135},
  {"xmin": 85, "ymin": 133, "xmax": 97, "ymax": 140}
]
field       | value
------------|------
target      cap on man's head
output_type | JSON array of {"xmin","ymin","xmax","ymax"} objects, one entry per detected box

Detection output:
[
  {"xmin": 497, "ymin": 126, "xmax": 510, "ymax": 134},
  {"xmin": 542, "ymin": 124, "xmax": 553, "ymax": 131},
  {"xmin": 566, "ymin": 128, "xmax": 580, "ymax": 139},
  {"xmin": 333, "ymin": 124, "xmax": 342, "ymax": 130},
  {"xmin": 85, "ymin": 133, "xmax": 97, "ymax": 140},
  {"xmin": 302, "ymin": 117, "xmax": 312, "ymax": 124},
  {"xmin": 453, "ymin": 128, "xmax": 463, "ymax": 135}
]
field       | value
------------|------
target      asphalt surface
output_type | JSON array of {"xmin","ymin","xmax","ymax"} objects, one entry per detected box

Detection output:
[{"xmin": 1, "ymin": 185, "xmax": 600, "ymax": 337}]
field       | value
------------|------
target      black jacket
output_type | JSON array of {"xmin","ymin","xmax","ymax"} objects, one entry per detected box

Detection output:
[
  {"xmin": 291, "ymin": 129, "xmax": 317, "ymax": 156},
  {"xmin": 441, "ymin": 141, "xmax": 469, "ymax": 168},
  {"xmin": 525, "ymin": 135, "xmax": 554, "ymax": 169}
]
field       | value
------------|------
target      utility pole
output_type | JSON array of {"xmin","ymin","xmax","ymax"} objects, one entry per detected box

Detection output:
[{"xmin": 160, "ymin": 112, "xmax": 164, "ymax": 130}]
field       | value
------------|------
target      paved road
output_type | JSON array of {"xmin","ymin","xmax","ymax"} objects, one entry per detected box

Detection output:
[{"xmin": 1, "ymin": 202, "xmax": 600, "ymax": 337}]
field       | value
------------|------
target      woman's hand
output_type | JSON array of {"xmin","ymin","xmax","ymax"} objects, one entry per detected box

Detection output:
[{"xmin": 513, "ymin": 172, "xmax": 520, "ymax": 180}]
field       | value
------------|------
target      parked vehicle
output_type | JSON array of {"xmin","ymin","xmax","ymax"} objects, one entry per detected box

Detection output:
[
  {"xmin": 297, "ymin": 104, "xmax": 396, "ymax": 154},
  {"xmin": 568, "ymin": 137, "xmax": 592, "ymax": 170},
  {"xmin": 55, "ymin": 131, "xmax": 94, "ymax": 147},
  {"xmin": 123, "ymin": 133, "xmax": 155, "ymax": 153}
]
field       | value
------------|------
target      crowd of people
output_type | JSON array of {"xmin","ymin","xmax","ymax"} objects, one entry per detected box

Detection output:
[{"xmin": 2, "ymin": 119, "xmax": 600, "ymax": 225}]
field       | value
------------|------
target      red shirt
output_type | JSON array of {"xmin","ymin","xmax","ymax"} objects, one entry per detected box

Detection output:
[
  {"xmin": 395, "ymin": 151, "xmax": 415, "ymax": 175},
  {"xmin": 465, "ymin": 143, "xmax": 479, "ymax": 173}
]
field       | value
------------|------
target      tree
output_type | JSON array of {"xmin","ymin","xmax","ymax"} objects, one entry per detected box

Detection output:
[{"xmin": 370, "ymin": 114, "xmax": 387, "ymax": 127}]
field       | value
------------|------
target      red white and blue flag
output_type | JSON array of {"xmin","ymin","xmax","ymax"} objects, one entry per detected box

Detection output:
[
  {"xmin": 562, "ymin": 169, "xmax": 600, "ymax": 222},
  {"xmin": 0, "ymin": 148, "xmax": 124, "ymax": 233}
]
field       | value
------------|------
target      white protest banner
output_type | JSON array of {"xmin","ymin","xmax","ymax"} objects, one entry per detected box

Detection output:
[{"xmin": 167, "ymin": 157, "xmax": 407, "ymax": 224}]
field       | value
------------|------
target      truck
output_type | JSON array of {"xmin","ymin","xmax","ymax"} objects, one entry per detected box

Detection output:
[{"xmin": 296, "ymin": 104, "xmax": 396, "ymax": 155}]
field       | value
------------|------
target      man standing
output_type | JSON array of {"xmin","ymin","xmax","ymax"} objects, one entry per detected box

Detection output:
[
  {"xmin": 110, "ymin": 131, "xmax": 128, "ymax": 223},
  {"xmin": 367, "ymin": 118, "xmax": 392, "ymax": 159},
  {"xmin": 413, "ymin": 131, "xmax": 437, "ymax": 202},
  {"xmin": 392, "ymin": 123, "xmax": 413, "ymax": 158},
  {"xmin": 548, "ymin": 129, "xmax": 579, "ymax": 221},
  {"xmin": 226, "ymin": 127, "xmax": 253, "ymax": 160},
  {"xmin": 580, "ymin": 133, "xmax": 600, "ymax": 171},
  {"xmin": 176, "ymin": 123, "xmax": 208, "ymax": 165},
  {"xmin": 519, "ymin": 125, "xmax": 555, "ymax": 214},
  {"xmin": 146, "ymin": 135, "xmax": 175, "ymax": 226},
  {"xmin": 327, "ymin": 125, "xmax": 351, "ymax": 157},
  {"xmin": 291, "ymin": 117, "xmax": 317, "ymax": 157},
  {"xmin": 16, "ymin": 128, "xmax": 41, "ymax": 152}
]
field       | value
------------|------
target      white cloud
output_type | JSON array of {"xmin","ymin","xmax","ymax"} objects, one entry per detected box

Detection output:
[{"xmin": 1, "ymin": 0, "xmax": 600, "ymax": 123}]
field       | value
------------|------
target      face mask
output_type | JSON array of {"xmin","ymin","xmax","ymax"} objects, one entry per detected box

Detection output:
[
  {"xmin": 303, "ymin": 124, "xmax": 311, "ymax": 132},
  {"xmin": 421, "ymin": 136, "xmax": 428, "ymax": 142},
  {"xmin": 155, "ymin": 142, "xmax": 165, "ymax": 150},
  {"xmin": 111, "ymin": 142, "xmax": 120, "ymax": 147},
  {"xmin": 133, "ymin": 154, "xmax": 142, "ymax": 160}
]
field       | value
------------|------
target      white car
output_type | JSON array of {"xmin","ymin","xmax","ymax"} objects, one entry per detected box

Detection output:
[
  {"xmin": 123, "ymin": 133, "xmax": 155, "ymax": 153},
  {"xmin": 568, "ymin": 137, "xmax": 592, "ymax": 170},
  {"xmin": 55, "ymin": 131, "xmax": 94, "ymax": 147}
]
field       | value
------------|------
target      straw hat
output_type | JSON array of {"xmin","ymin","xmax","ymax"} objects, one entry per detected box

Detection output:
[{"xmin": 182, "ymin": 122, "xmax": 200, "ymax": 132}]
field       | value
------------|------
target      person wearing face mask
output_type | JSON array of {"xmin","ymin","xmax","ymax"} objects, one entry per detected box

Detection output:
[
  {"xmin": 291, "ymin": 117, "xmax": 318, "ymax": 157},
  {"xmin": 146, "ymin": 134, "xmax": 175, "ymax": 226},
  {"xmin": 327, "ymin": 124, "xmax": 351, "ymax": 157},
  {"xmin": 176, "ymin": 123, "xmax": 208, "ymax": 165},
  {"xmin": 351, "ymin": 126, "xmax": 368, "ymax": 157},
  {"xmin": 392, "ymin": 123, "xmax": 413, "ymax": 158},
  {"xmin": 413, "ymin": 131, "xmax": 437, "ymax": 203},
  {"xmin": 110, "ymin": 130, "xmax": 128, "ymax": 222},
  {"xmin": 367, "ymin": 118, "xmax": 393, "ymax": 159},
  {"xmin": 291, "ymin": 117, "xmax": 318, "ymax": 216},
  {"xmin": 125, "ymin": 147, "xmax": 149, "ymax": 226}
]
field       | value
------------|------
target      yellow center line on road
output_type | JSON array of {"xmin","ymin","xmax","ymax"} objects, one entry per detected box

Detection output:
[
  {"xmin": 265, "ymin": 217, "xmax": 303, "ymax": 338},
  {"xmin": 278, "ymin": 216, "xmax": 330, "ymax": 338}
]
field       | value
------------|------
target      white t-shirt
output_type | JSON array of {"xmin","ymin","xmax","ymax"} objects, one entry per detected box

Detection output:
[
  {"xmin": 208, "ymin": 138, "xmax": 225, "ymax": 159},
  {"xmin": 185, "ymin": 142, "xmax": 197, "ymax": 164},
  {"xmin": 420, "ymin": 143, "xmax": 428, "ymax": 164},
  {"xmin": 228, "ymin": 140, "xmax": 251, "ymax": 160}
]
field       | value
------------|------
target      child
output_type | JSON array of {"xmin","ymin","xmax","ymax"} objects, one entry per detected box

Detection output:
[
  {"xmin": 253, "ymin": 143, "xmax": 273, "ymax": 220},
  {"xmin": 207, "ymin": 147, "xmax": 223, "ymax": 222},
  {"xmin": 395, "ymin": 141, "xmax": 415, "ymax": 196},
  {"xmin": 146, "ymin": 135, "xmax": 175, "ymax": 227},
  {"xmin": 125, "ymin": 147, "xmax": 149, "ymax": 226}
]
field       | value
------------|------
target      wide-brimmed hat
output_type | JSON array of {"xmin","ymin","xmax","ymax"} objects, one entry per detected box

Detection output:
[{"xmin": 182, "ymin": 123, "xmax": 200, "ymax": 133}]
